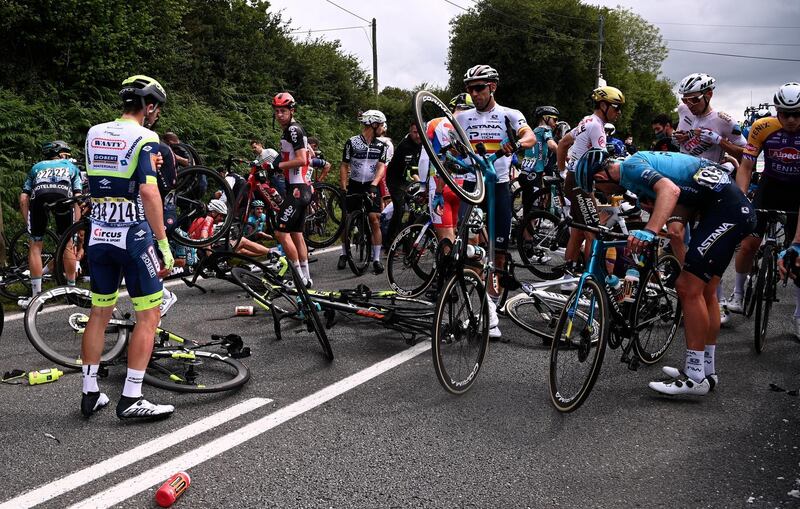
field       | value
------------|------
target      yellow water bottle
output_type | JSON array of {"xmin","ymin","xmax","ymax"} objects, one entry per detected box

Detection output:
[{"xmin": 28, "ymin": 368, "xmax": 64, "ymax": 385}]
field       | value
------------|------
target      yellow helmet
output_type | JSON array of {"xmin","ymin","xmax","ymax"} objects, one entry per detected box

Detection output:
[{"xmin": 591, "ymin": 86, "xmax": 625, "ymax": 105}]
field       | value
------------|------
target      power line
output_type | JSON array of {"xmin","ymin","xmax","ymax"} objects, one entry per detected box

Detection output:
[
  {"xmin": 654, "ymin": 21, "xmax": 800, "ymax": 29},
  {"xmin": 666, "ymin": 38, "xmax": 800, "ymax": 47},
  {"xmin": 668, "ymin": 47, "xmax": 800, "ymax": 62},
  {"xmin": 325, "ymin": 0, "xmax": 370, "ymax": 24},
  {"xmin": 289, "ymin": 25, "xmax": 369, "ymax": 34}
]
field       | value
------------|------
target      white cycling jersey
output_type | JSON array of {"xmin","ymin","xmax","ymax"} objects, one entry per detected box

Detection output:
[
  {"xmin": 455, "ymin": 104, "xmax": 530, "ymax": 183},
  {"xmin": 676, "ymin": 103, "xmax": 747, "ymax": 163},
  {"xmin": 566, "ymin": 114, "xmax": 606, "ymax": 170}
]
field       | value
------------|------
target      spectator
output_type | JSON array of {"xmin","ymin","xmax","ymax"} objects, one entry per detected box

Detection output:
[
  {"xmin": 651, "ymin": 114, "xmax": 680, "ymax": 152},
  {"xmin": 251, "ymin": 139, "xmax": 286, "ymax": 197}
]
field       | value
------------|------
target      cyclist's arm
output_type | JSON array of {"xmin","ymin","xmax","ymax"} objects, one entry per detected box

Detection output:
[
  {"xmin": 735, "ymin": 157, "xmax": 755, "ymax": 194},
  {"xmin": 276, "ymin": 147, "xmax": 308, "ymax": 171},
  {"xmin": 644, "ymin": 179, "xmax": 680, "ymax": 234},
  {"xmin": 516, "ymin": 126, "xmax": 536, "ymax": 150},
  {"xmin": 720, "ymin": 137, "xmax": 745, "ymax": 160},
  {"xmin": 372, "ymin": 161, "xmax": 386, "ymax": 187},
  {"xmin": 19, "ymin": 192, "xmax": 29, "ymax": 225},
  {"xmin": 339, "ymin": 162, "xmax": 349, "ymax": 190},
  {"xmin": 557, "ymin": 133, "xmax": 574, "ymax": 172},
  {"xmin": 547, "ymin": 139, "xmax": 558, "ymax": 152}
]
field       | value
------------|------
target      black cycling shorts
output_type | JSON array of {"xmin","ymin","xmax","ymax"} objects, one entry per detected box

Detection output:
[
  {"xmin": 27, "ymin": 193, "xmax": 73, "ymax": 241},
  {"xmin": 456, "ymin": 179, "xmax": 512, "ymax": 251},
  {"xmin": 683, "ymin": 185, "xmax": 756, "ymax": 282},
  {"xmin": 564, "ymin": 171, "xmax": 596, "ymax": 227},
  {"xmin": 346, "ymin": 180, "xmax": 381, "ymax": 214},
  {"xmin": 276, "ymin": 183, "xmax": 312, "ymax": 233},
  {"xmin": 751, "ymin": 174, "xmax": 800, "ymax": 240}
]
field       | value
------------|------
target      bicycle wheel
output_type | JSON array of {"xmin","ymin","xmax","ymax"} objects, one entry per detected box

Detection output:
[
  {"xmin": 413, "ymin": 90, "xmax": 484, "ymax": 205},
  {"xmin": 634, "ymin": 254, "xmax": 682, "ymax": 365},
  {"xmin": 305, "ymin": 183, "xmax": 345, "ymax": 248},
  {"xmin": 54, "ymin": 219, "xmax": 91, "ymax": 286},
  {"xmin": 754, "ymin": 245, "xmax": 775, "ymax": 353},
  {"xmin": 1, "ymin": 229, "xmax": 60, "ymax": 300},
  {"xmin": 230, "ymin": 267, "xmax": 299, "ymax": 316},
  {"xmin": 289, "ymin": 262, "xmax": 333, "ymax": 361},
  {"xmin": 512, "ymin": 185, "xmax": 525, "ymax": 222},
  {"xmin": 344, "ymin": 211, "xmax": 371, "ymax": 276},
  {"xmin": 10, "ymin": 228, "xmax": 59, "ymax": 269},
  {"xmin": 505, "ymin": 293, "xmax": 562, "ymax": 343},
  {"xmin": 517, "ymin": 209, "xmax": 567, "ymax": 280},
  {"xmin": 387, "ymin": 223, "xmax": 438, "ymax": 297},
  {"xmin": 169, "ymin": 166, "xmax": 235, "ymax": 248},
  {"xmin": 549, "ymin": 277, "xmax": 608, "ymax": 412},
  {"xmin": 24, "ymin": 286, "xmax": 130, "ymax": 369},
  {"xmin": 144, "ymin": 349, "xmax": 250, "ymax": 393},
  {"xmin": 432, "ymin": 270, "xmax": 489, "ymax": 395}
]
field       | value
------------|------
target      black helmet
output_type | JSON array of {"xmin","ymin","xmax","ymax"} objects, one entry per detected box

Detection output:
[
  {"xmin": 41, "ymin": 140, "xmax": 71, "ymax": 158},
  {"xmin": 534, "ymin": 105, "xmax": 559, "ymax": 119},
  {"xmin": 120, "ymin": 75, "xmax": 167, "ymax": 108}
]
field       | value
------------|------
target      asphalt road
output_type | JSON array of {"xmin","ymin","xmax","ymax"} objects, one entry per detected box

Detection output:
[{"xmin": 0, "ymin": 248, "xmax": 798, "ymax": 508}]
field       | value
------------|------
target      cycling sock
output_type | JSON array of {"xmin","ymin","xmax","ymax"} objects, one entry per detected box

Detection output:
[
  {"xmin": 734, "ymin": 272, "xmax": 747, "ymax": 296},
  {"xmin": 292, "ymin": 260, "xmax": 302, "ymax": 278},
  {"xmin": 122, "ymin": 368, "xmax": 146, "ymax": 398},
  {"xmin": 67, "ymin": 279, "xmax": 76, "ymax": 287},
  {"xmin": 794, "ymin": 286, "xmax": 800, "ymax": 318},
  {"xmin": 163, "ymin": 287, "xmax": 173, "ymax": 300},
  {"xmin": 82, "ymin": 364, "xmax": 100, "ymax": 393},
  {"xmin": 684, "ymin": 349, "xmax": 705, "ymax": 382},
  {"xmin": 372, "ymin": 245, "xmax": 381, "ymax": 261},
  {"xmin": 299, "ymin": 260, "xmax": 310, "ymax": 280},
  {"xmin": 704, "ymin": 344, "xmax": 716, "ymax": 376},
  {"xmin": 31, "ymin": 277, "xmax": 42, "ymax": 296}
]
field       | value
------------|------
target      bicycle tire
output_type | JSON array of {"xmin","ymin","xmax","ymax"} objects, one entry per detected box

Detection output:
[
  {"xmin": 54, "ymin": 219, "xmax": 91, "ymax": 286},
  {"xmin": 505, "ymin": 293, "xmax": 561, "ymax": 343},
  {"xmin": 24, "ymin": 286, "xmax": 129, "ymax": 369},
  {"xmin": 230, "ymin": 267, "xmax": 299, "ymax": 316},
  {"xmin": 432, "ymin": 270, "xmax": 489, "ymax": 395},
  {"xmin": 289, "ymin": 262, "xmax": 333, "ymax": 361},
  {"xmin": 549, "ymin": 277, "xmax": 608, "ymax": 412},
  {"xmin": 169, "ymin": 166, "xmax": 235, "ymax": 248},
  {"xmin": 413, "ymin": 90, "xmax": 485, "ymax": 205},
  {"xmin": 754, "ymin": 245, "xmax": 775, "ymax": 353},
  {"xmin": 144, "ymin": 349, "xmax": 250, "ymax": 393},
  {"xmin": 10, "ymin": 228, "xmax": 59, "ymax": 269},
  {"xmin": 1, "ymin": 229, "xmax": 60, "ymax": 300},
  {"xmin": 517, "ymin": 209, "xmax": 567, "ymax": 280},
  {"xmin": 305, "ymin": 183, "xmax": 345, "ymax": 248},
  {"xmin": 344, "ymin": 210, "xmax": 371, "ymax": 276},
  {"xmin": 633, "ymin": 254, "xmax": 682, "ymax": 365},
  {"xmin": 387, "ymin": 223, "xmax": 438, "ymax": 297}
]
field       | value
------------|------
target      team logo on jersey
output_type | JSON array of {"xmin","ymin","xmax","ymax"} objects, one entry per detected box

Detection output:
[
  {"xmin": 91, "ymin": 138, "xmax": 127, "ymax": 150},
  {"xmin": 98, "ymin": 178, "xmax": 112, "ymax": 189},
  {"xmin": 92, "ymin": 154, "xmax": 119, "ymax": 170},
  {"xmin": 697, "ymin": 222, "xmax": 735, "ymax": 256},
  {"xmin": 767, "ymin": 147, "xmax": 800, "ymax": 164}
]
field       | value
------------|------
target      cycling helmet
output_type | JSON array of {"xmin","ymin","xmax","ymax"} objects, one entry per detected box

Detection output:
[
  {"xmin": 252, "ymin": 200, "xmax": 265, "ymax": 208},
  {"xmin": 574, "ymin": 148, "xmax": 611, "ymax": 193},
  {"xmin": 678, "ymin": 73, "xmax": 716, "ymax": 95},
  {"xmin": 604, "ymin": 123, "xmax": 616, "ymax": 136},
  {"xmin": 208, "ymin": 199, "xmax": 228, "ymax": 215},
  {"xmin": 449, "ymin": 93, "xmax": 474, "ymax": 111},
  {"xmin": 534, "ymin": 105, "xmax": 559, "ymax": 119},
  {"xmin": 554, "ymin": 121, "xmax": 571, "ymax": 141},
  {"xmin": 774, "ymin": 82, "xmax": 800, "ymax": 111},
  {"xmin": 360, "ymin": 109, "xmax": 387, "ymax": 126},
  {"xmin": 591, "ymin": 86, "xmax": 625, "ymax": 105},
  {"xmin": 272, "ymin": 92, "xmax": 296, "ymax": 109},
  {"xmin": 463, "ymin": 64, "xmax": 499, "ymax": 84},
  {"xmin": 41, "ymin": 140, "xmax": 71, "ymax": 158},
  {"xmin": 119, "ymin": 75, "xmax": 167, "ymax": 107}
]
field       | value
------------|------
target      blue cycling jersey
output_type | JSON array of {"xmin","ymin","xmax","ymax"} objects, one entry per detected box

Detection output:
[
  {"xmin": 620, "ymin": 151, "xmax": 727, "ymax": 206},
  {"xmin": 22, "ymin": 159, "xmax": 82, "ymax": 200},
  {"xmin": 521, "ymin": 126, "xmax": 553, "ymax": 173}
]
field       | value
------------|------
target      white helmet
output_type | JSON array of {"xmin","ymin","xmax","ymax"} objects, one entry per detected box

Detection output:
[
  {"xmin": 208, "ymin": 199, "xmax": 228, "ymax": 215},
  {"xmin": 774, "ymin": 82, "xmax": 800, "ymax": 110},
  {"xmin": 360, "ymin": 109, "xmax": 387, "ymax": 126},
  {"xmin": 463, "ymin": 64, "xmax": 499, "ymax": 84},
  {"xmin": 678, "ymin": 73, "xmax": 716, "ymax": 95},
  {"xmin": 262, "ymin": 148, "xmax": 279, "ymax": 164},
  {"xmin": 604, "ymin": 123, "xmax": 616, "ymax": 136}
]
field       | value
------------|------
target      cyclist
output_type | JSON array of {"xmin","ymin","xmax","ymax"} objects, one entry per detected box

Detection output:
[
  {"xmin": 251, "ymin": 139, "xmax": 285, "ymax": 198},
  {"xmin": 18, "ymin": 140, "xmax": 82, "ymax": 307},
  {"xmin": 575, "ymin": 148, "xmax": 755, "ymax": 396},
  {"xmin": 247, "ymin": 199, "xmax": 271, "ymax": 241},
  {"xmin": 189, "ymin": 199, "xmax": 270, "ymax": 258},
  {"xmin": 81, "ymin": 75, "xmax": 175, "ymax": 420},
  {"xmin": 604, "ymin": 123, "xmax": 627, "ymax": 157},
  {"xmin": 337, "ymin": 109, "xmax": 389, "ymax": 274},
  {"xmin": 456, "ymin": 65, "xmax": 535, "ymax": 301},
  {"xmin": 651, "ymin": 114, "xmax": 680, "ymax": 152},
  {"xmin": 557, "ymin": 86, "xmax": 625, "ymax": 289},
  {"xmin": 729, "ymin": 83, "xmax": 800, "ymax": 338},
  {"xmin": 384, "ymin": 122, "xmax": 422, "ymax": 248},
  {"xmin": 264, "ymin": 92, "xmax": 314, "ymax": 287},
  {"xmin": 519, "ymin": 105, "xmax": 559, "ymax": 219}
]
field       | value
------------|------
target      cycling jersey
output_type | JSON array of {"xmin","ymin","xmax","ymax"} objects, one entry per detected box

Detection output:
[
  {"xmin": 378, "ymin": 136, "xmax": 394, "ymax": 163},
  {"xmin": 280, "ymin": 121, "xmax": 312, "ymax": 185},
  {"xmin": 676, "ymin": 103, "xmax": 747, "ymax": 163},
  {"xmin": 22, "ymin": 159, "xmax": 82, "ymax": 200},
  {"xmin": 247, "ymin": 212, "xmax": 268, "ymax": 233},
  {"xmin": 567, "ymin": 114, "xmax": 606, "ymax": 168},
  {"xmin": 342, "ymin": 134, "xmax": 388, "ymax": 184},
  {"xmin": 454, "ymin": 104, "xmax": 531, "ymax": 183},
  {"xmin": 743, "ymin": 117, "xmax": 800, "ymax": 182},
  {"xmin": 521, "ymin": 126, "xmax": 553, "ymax": 174},
  {"xmin": 418, "ymin": 117, "xmax": 455, "ymax": 183}
]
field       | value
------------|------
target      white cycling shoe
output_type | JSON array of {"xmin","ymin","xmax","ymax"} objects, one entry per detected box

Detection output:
[{"xmin": 649, "ymin": 369, "xmax": 711, "ymax": 396}]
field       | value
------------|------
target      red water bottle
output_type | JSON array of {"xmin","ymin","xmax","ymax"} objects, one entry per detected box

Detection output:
[{"xmin": 155, "ymin": 471, "xmax": 191, "ymax": 507}]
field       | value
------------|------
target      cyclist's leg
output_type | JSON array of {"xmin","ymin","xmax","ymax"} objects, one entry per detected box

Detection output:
[
  {"xmin": 83, "ymin": 243, "xmax": 124, "ymax": 365},
  {"xmin": 26, "ymin": 199, "xmax": 49, "ymax": 294},
  {"xmin": 53, "ymin": 202, "xmax": 77, "ymax": 283},
  {"xmin": 491, "ymin": 181, "xmax": 512, "ymax": 298}
]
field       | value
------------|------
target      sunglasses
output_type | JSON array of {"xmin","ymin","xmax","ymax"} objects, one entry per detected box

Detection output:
[
  {"xmin": 543, "ymin": 115, "xmax": 558, "ymax": 122},
  {"xmin": 609, "ymin": 104, "xmax": 622, "ymax": 111},
  {"xmin": 778, "ymin": 110, "xmax": 800, "ymax": 119},
  {"xmin": 681, "ymin": 95, "xmax": 705, "ymax": 105},
  {"xmin": 466, "ymin": 83, "xmax": 489, "ymax": 93}
]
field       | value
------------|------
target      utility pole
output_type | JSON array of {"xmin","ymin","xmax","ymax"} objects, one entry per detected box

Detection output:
[
  {"xmin": 597, "ymin": 15, "xmax": 605, "ymax": 87},
  {"xmin": 372, "ymin": 18, "xmax": 378, "ymax": 101}
]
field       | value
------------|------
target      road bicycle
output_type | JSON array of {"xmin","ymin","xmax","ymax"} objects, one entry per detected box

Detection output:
[
  {"xmin": 24, "ymin": 286, "xmax": 251, "ymax": 392},
  {"xmin": 304, "ymin": 182, "xmax": 346, "ymax": 249},
  {"xmin": 342, "ymin": 192, "xmax": 379, "ymax": 276},
  {"xmin": 0, "ymin": 227, "xmax": 59, "ymax": 301}
]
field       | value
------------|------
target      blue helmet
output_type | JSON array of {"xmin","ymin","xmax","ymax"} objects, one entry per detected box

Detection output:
[
  {"xmin": 252, "ymin": 200, "xmax": 265, "ymax": 208},
  {"xmin": 574, "ymin": 148, "xmax": 610, "ymax": 193}
]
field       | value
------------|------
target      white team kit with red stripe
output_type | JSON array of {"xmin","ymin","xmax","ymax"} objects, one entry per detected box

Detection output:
[
  {"xmin": 279, "ymin": 121, "xmax": 312, "ymax": 184},
  {"xmin": 676, "ymin": 103, "xmax": 747, "ymax": 163},
  {"xmin": 566, "ymin": 113, "xmax": 606, "ymax": 168}
]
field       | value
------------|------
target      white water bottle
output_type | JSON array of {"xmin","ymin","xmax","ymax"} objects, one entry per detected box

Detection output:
[{"xmin": 466, "ymin": 244, "xmax": 486, "ymax": 261}]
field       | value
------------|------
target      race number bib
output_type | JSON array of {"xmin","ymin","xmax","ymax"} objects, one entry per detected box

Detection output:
[
  {"xmin": 693, "ymin": 166, "xmax": 730, "ymax": 192},
  {"xmin": 91, "ymin": 198, "xmax": 137, "ymax": 225}
]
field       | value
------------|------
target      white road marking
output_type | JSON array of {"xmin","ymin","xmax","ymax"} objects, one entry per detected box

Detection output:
[
  {"xmin": 0, "ymin": 397, "xmax": 272, "ymax": 509},
  {"xmin": 66, "ymin": 342, "xmax": 431, "ymax": 509}
]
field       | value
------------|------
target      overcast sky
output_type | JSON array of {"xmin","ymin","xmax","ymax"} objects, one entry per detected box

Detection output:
[{"xmin": 268, "ymin": 0, "xmax": 800, "ymax": 124}]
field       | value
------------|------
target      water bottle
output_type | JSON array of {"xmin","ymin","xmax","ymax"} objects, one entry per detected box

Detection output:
[
  {"xmin": 606, "ymin": 275, "xmax": 624, "ymax": 303},
  {"xmin": 28, "ymin": 368, "xmax": 64, "ymax": 385},
  {"xmin": 466, "ymin": 244, "xmax": 486, "ymax": 261},
  {"xmin": 155, "ymin": 471, "xmax": 191, "ymax": 507},
  {"xmin": 623, "ymin": 268, "xmax": 640, "ymax": 303}
]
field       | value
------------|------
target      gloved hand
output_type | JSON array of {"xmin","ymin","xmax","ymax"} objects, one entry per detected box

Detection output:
[
  {"xmin": 627, "ymin": 228, "xmax": 656, "ymax": 254},
  {"xmin": 432, "ymin": 193, "xmax": 445, "ymax": 215},
  {"xmin": 156, "ymin": 237, "xmax": 174, "ymax": 274},
  {"xmin": 698, "ymin": 128, "xmax": 722, "ymax": 145},
  {"xmin": 311, "ymin": 158, "xmax": 328, "ymax": 168}
]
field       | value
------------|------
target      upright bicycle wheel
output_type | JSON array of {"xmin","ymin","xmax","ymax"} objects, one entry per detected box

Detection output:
[
  {"xmin": 413, "ymin": 90, "xmax": 484, "ymax": 205},
  {"xmin": 145, "ymin": 349, "xmax": 250, "ymax": 393},
  {"xmin": 10, "ymin": 228, "xmax": 59, "ymax": 269},
  {"xmin": 549, "ymin": 277, "xmax": 608, "ymax": 412},
  {"xmin": 53, "ymin": 219, "xmax": 91, "ymax": 286},
  {"xmin": 305, "ymin": 183, "xmax": 345, "ymax": 248},
  {"xmin": 387, "ymin": 223, "xmax": 438, "ymax": 297},
  {"xmin": 169, "ymin": 166, "xmax": 235, "ymax": 248},
  {"xmin": 754, "ymin": 245, "xmax": 775, "ymax": 353},
  {"xmin": 743, "ymin": 252, "xmax": 761, "ymax": 318},
  {"xmin": 432, "ymin": 270, "xmax": 489, "ymax": 395},
  {"xmin": 517, "ymin": 209, "xmax": 567, "ymax": 280},
  {"xmin": 505, "ymin": 293, "xmax": 563, "ymax": 344},
  {"xmin": 24, "ymin": 286, "xmax": 130, "ymax": 369},
  {"xmin": 344, "ymin": 210, "xmax": 372, "ymax": 276},
  {"xmin": 288, "ymin": 262, "xmax": 333, "ymax": 361},
  {"xmin": 633, "ymin": 254, "xmax": 682, "ymax": 365}
]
